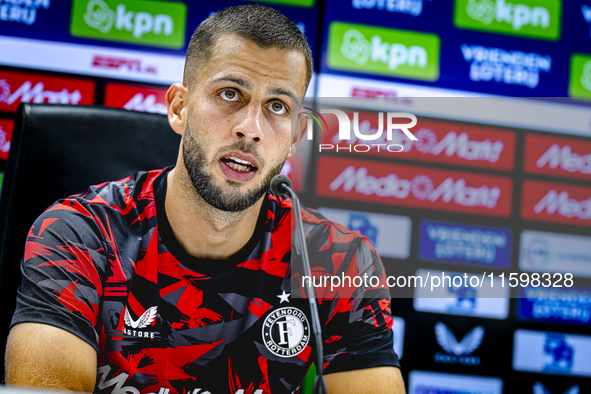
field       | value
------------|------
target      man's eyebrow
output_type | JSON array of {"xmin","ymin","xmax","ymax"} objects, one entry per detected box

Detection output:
[
  {"xmin": 268, "ymin": 87, "xmax": 301, "ymax": 107},
  {"xmin": 208, "ymin": 76, "xmax": 253, "ymax": 90}
]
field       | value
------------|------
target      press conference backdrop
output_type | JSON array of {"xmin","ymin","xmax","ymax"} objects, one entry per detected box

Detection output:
[{"xmin": 1, "ymin": 1, "xmax": 591, "ymax": 393}]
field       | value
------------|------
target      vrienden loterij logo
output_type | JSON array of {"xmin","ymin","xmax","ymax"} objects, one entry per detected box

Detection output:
[{"xmin": 301, "ymin": 107, "xmax": 417, "ymax": 153}]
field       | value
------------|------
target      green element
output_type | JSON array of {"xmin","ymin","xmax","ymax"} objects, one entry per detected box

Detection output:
[
  {"xmin": 300, "ymin": 363, "xmax": 316, "ymax": 394},
  {"xmin": 70, "ymin": 0, "xmax": 187, "ymax": 49},
  {"xmin": 0, "ymin": 172, "xmax": 3, "ymax": 195},
  {"xmin": 568, "ymin": 53, "xmax": 591, "ymax": 99},
  {"xmin": 454, "ymin": 0, "xmax": 561, "ymax": 41},
  {"xmin": 327, "ymin": 21, "xmax": 440, "ymax": 82},
  {"xmin": 249, "ymin": 0, "xmax": 315, "ymax": 7}
]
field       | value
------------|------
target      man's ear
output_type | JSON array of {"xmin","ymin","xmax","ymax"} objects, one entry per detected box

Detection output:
[
  {"xmin": 288, "ymin": 112, "xmax": 309, "ymax": 159},
  {"xmin": 166, "ymin": 83, "xmax": 188, "ymax": 136}
]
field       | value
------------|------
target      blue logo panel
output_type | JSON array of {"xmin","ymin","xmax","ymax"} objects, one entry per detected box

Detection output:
[
  {"xmin": 517, "ymin": 286, "xmax": 591, "ymax": 327},
  {"xmin": 419, "ymin": 220, "xmax": 511, "ymax": 268}
]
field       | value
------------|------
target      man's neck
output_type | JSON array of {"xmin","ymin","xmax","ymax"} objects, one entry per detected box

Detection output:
[{"xmin": 164, "ymin": 167, "xmax": 264, "ymax": 260}]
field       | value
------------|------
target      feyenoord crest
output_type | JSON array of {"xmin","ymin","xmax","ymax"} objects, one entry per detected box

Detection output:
[{"xmin": 262, "ymin": 307, "xmax": 310, "ymax": 357}]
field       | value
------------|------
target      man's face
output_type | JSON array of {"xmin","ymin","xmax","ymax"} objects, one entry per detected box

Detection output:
[{"xmin": 180, "ymin": 34, "xmax": 307, "ymax": 212}]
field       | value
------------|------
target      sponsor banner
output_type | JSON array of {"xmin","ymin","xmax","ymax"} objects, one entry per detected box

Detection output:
[
  {"xmin": 393, "ymin": 316, "xmax": 405, "ymax": 359},
  {"xmin": 524, "ymin": 133, "xmax": 591, "ymax": 181},
  {"xmin": 316, "ymin": 74, "xmax": 591, "ymax": 138},
  {"xmin": 70, "ymin": 0, "xmax": 187, "ymax": 49},
  {"xmin": 408, "ymin": 370, "xmax": 503, "ymax": 394},
  {"xmin": 433, "ymin": 321, "xmax": 484, "ymax": 367},
  {"xmin": 316, "ymin": 207, "xmax": 412, "ymax": 259},
  {"xmin": 319, "ymin": 112, "xmax": 516, "ymax": 170},
  {"xmin": 0, "ymin": 0, "xmax": 50, "ymax": 25},
  {"xmin": 104, "ymin": 82, "xmax": 167, "ymax": 114},
  {"xmin": 519, "ymin": 229, "xmax": 591, "ymax": 279},
  {"xmin": 513, "ymin": 329, "xmax": 591, "ymax": 377},
  {"xmin": 0, "ymin": 36, "xmax": 184, "ymax": 84},
  {"xmin": 326, "ymin": 21, "xmax": 440, "ymax": 81},
  {"xmin": 316, "ymin": 156, "xmax": 513, "ymax": 217},
  {"xmin": 0, "ymin": 118, "xmax": 14, "ymax": 161},
  {"xmin": 419, "ymin": 220, "xmax": 511, "ymax": 268},
  {"xmin": 414, "ymin": 269, "xmax": 510, "ymax": 319},
  {"xmin": 517, "ymin": 285, "xmax": 591, "ymax": 326},
  {"xmin": 460, "ymin": 44, "xmax": 552, "ymax": 89},
  {"xmin": 453, "ymin": 0, "xmax": 562, "ymax": 41},
  {"xmin": 521, "ymin": 180, "xmax": 591, "ymax": 227},
  {"xmin": 0, "ymin": 69, "xmax": 95, "ymax": 112},
  {"xmin": 569, "ymin": 53, "xmax": 591, "ymax": 98},
  {"xmin": 351, "ymin": 0, "xmax": 424, "ymax": 16}
]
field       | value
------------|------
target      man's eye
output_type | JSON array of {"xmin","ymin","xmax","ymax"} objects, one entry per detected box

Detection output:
[
  {"xmin": 221, "ymin": 89, "xmax": 240, "ymax": 101},
  {"xmin": 269, "ymin": 102, "xmax": 286, "ymax": 115}
]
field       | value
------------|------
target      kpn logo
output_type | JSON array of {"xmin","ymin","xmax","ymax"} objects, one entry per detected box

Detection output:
[
  {"xmin": 327, "ymin": 21, "xmax": 440, "ymax": 81},
  {"xmin": 569, "ymin": 53, "xmax": 591, "ymax": 99},
  {"xmin": 454, "ymin": 0, "xmax": 561, "ymax": 41},
  {"xmin": 70, "ymin": 0, "xmax": 187, "ymax": 49}
]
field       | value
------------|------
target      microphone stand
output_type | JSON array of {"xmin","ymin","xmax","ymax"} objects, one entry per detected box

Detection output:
[{"xmin": 271, "ymin": 175, "xmax": 327, "ymax": 394}]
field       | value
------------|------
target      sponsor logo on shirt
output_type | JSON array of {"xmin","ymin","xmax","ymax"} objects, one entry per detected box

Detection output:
[
  {"xmin": 0, "ymin": 70, "xmax": 95, "ymax": 112},
  {"xmin": 0, "ymin": 0, "xmax": 50, "ymax": 25},
  {"xmin": 518, "ymin": 286, "xmax": 591, "ymax": 327},
  {"xmin": 0, "ymin": 118, "xmax": 14, "ymax": 161},
  {"xmin": 518, "ymin": 230, "xmax": 591, "ymax": 279},
  {"xmin": 434, "ymin": 322, "xmax": 483, "ymax": 366},
  {"xmin": 123, "ymin": 305, "xmax": 158, "ymax": 338},
  {"xmin": 104, "ymin": 82, "xmax": 167, "ymax": 114},
  {"xmin": 408, "ymin": 370, "xmax": 503, "ymax": 394},
  {"xmin": 262, "ymin": 307, "xmax": 310, "ymax": 357},
  {"xmin": 569, "ymin": 53, "xmax": 591, "ymax": 99},
  {"xmin": 454, "ymin": 0, "xmax": 561, "ymax": 41},
  {"xmin": 419, "ymin": 220, "xmax": 511, "ymax": 268},
  {"xmin": 316, "ymin": 156, "xmax": 513, "ymax": 217},
  {"xmin": 351, "ymin": 0, "xmax": 424, "ymax": 16},
  {"xmin": 524, "ymin": 134, "xmax": 591, "ymax": 181},
  {"xmin": 320, "ymin": 112, "xmax": 515, "ymax": 170},
  {"xmin": 461, "ymin": 44, "xmax": 551, "ymax": 89},
  {"xmin": 327, "ymin": 21, "xmax": 440, "ymax": 81},
  {"xmin": 513, "ymin": 329, "xmax": 591, "ymax": 377},
  {"xmin": 70, "ymin": 0, "xmax": 187, "ymax": 49},
  {"xmin": 521, "ymin": 180, "xmax": 591, "ymax": 227}
]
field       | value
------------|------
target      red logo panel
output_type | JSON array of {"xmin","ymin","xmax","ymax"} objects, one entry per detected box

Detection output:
[
  {"xmin": 521, "ymin": 179, "xmax": 591, "ymax": 227},
  {"xmin": 524, "ymin": 133, "xmax": 591, "ymax": 181},
  {"xmin": 316, "ymin": 156, "xmax": 513, "ymax": 217},
  {"xmin": 104, "ymin": 83, "xmax": 168, "ymax": 114},
  {"xmin": 0, "ymin": 118, "xmax": 14, "ymax": 161},
  {"xmin": 0, "ymin": 70, "xmax": 95, "ymax": 112},
  {"xmin": 319, "ymin": 112, "xmax": 516, "ymax": 171}
]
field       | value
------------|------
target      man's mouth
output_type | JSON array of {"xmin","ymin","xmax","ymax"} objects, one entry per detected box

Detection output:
[{"xmin": 220, "ymin": 157, "xmax": 258, "ymax": 173}]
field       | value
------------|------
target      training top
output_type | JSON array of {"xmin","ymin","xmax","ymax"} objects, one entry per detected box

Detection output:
[{"xmin": 12, "ymin": 167, "xmax": 399, "ymax": 394}]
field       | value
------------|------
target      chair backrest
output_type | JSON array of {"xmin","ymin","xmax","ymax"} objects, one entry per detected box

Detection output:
[{"xmin": 0, "ymin": 103, "xmax": 181, "ymax": 376}]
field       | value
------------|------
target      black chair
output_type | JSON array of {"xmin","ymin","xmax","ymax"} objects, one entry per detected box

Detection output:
[{"xmin": 0, "ymin": 103, "xmax": 181, "ymax": 378}]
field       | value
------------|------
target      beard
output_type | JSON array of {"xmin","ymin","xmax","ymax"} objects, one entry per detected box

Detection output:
[{"xmin": 182, "ymin": 122, "xmax": 287, "ymax": 212}]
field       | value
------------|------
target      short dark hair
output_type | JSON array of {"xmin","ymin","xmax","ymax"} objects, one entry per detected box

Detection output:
[{"xmin": 183, "ymin": 5, "xmax": 313, "ymax": 93}]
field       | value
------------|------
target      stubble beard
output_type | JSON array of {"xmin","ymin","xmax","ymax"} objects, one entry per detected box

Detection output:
[{"xmin": 182, "ymin": 122, "xmax": 287, "ymax": 212}]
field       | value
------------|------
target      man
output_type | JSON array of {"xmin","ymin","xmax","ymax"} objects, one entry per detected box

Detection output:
[{"xmin": 5, "ymin": 5, "xmax": 404, "ymax": 394}]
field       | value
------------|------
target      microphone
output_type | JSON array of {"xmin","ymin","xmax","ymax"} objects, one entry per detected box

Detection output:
[
  {"xmin": 270, "ymin": 174, "xmax": 291, "ymax": 195},
  {"xmin": 270, "ymin": 175, "xmax": 327, "ymax": 394}
]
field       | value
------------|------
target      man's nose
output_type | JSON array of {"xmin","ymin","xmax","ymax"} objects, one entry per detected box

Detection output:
[{"xmin": 233, "ymin": 102, "xmax": 264, "ymax": 143}]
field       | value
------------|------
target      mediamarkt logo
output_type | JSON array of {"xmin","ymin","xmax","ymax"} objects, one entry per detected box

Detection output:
[
  {"xmin": 522, "ymin": 180, "xmax": 591, "ymax": 226},
  {"xmin": 536, "ymin": 144, "xmax": 591, "ymax": 175},
  {"xmin": 0, "ymin": 72, "xmax": 95, "ymax": 112},
  {"xmin": 329, "ymin": 166, "xmax": 501, "ymax": 209}
]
